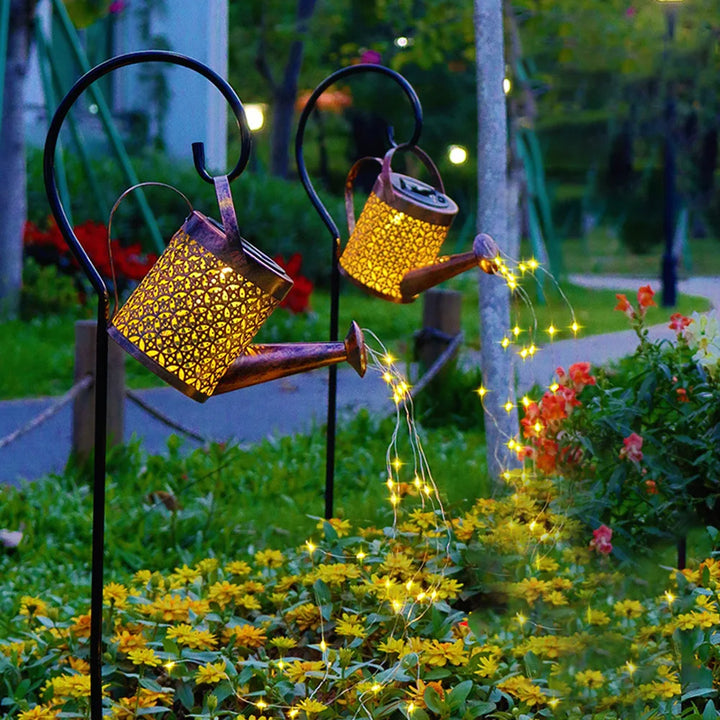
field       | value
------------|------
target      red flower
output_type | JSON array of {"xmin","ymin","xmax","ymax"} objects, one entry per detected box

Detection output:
[
  {"xmin": 669, "ymin": 313, "xmax": 692, "ymax": 333},
  {"xmin": 590, "ymin": 525, "xmax": 613, "ymax": 555},
  {"xmin": 614, "ymin": 293, "xmax": 634, "ymax": 318},
  {"xmin": 568, "ymin": 362, "xmax": 596, "ymax": 393},
  {"xmin": 273, "ymin": 253, "xmax": 313, "ymax": 314},
  {"xmin": 619, "ymin": 432, "xmax": 643, "ymax": 463},
  {"xmin": 676, "ymin": 387, "xmax": 689, "ymax": 403},
  {"xmin": 637, "ymin": 285, "xmax": 656, "ymax": 316},
  {"xmin": 645, "ymin": 479, "xmax": 658, "ymax": 495}
]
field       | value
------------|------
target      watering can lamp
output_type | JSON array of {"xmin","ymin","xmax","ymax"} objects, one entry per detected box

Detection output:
[{"xmin": 341, "ymin": 145, "xmax": 501, "ymax": 303}]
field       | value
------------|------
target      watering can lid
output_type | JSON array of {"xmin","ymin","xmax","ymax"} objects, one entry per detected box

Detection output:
[{"xmin": 388, "ymin": 171, "xmax": 459, "ymax": 218}]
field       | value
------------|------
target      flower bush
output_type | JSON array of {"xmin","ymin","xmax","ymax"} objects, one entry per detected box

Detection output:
[
  {"xmin": 520, "ymin": 286, "xmax": 720, "ymax": 554},
  {"xmin": 3, "ymin": 471, "xmax": 720, "ymax": 719},
  {"xmin": 23, "ymin": 217, "xmax": 158, "ymax": 296}
]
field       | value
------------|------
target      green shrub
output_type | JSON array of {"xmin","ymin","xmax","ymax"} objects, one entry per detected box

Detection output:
[{"xmin": 20, "ymin": 258, "xmax": 82, "ymax": 320}]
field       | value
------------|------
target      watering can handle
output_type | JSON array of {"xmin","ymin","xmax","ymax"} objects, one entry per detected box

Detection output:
[
  {"xmin": 107, "ymin": 181, "xmax": 194, "ymax": 318},
  {"xmin": 380, "ymin": 144, "xmax": 446, "ymax": 195},
  {"xmin": 213, "ymin": 175, "xmax": 244, "ymax": 256},
  {"xmin": 344, "ymin": 156, "xmax": 384, "ymax": 237}
]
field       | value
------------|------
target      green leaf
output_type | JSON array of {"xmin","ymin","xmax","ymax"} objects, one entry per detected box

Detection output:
[
  {"xmin": 423, "ymin": 686, "xmax": 445, "ymax": 714},
  {"xmin": 447, "ymin": 679, "xmax": 473, "ymax": 710},
  {"xmin": 703, "ymin": 700, "xmax": 718, "ymax": 720},
  {"xmin": 312, "ymin": 579, "xmax": 331, "ymax": 605},
  {"xmin": 176, "ymin": 681, "xmax": 194, "ymax": 710},
  {"xmin": 470, "ymin": 700, "xmax": 497, "ymax": 714}
]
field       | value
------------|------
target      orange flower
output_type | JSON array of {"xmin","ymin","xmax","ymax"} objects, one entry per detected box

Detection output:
[
  {"xmin": 637, "ymin": 285, "xmax": 656, "ymax": 315},
  {"xmin": 614, "ymin": 293, "xmax": 634, "ymax": 318}
]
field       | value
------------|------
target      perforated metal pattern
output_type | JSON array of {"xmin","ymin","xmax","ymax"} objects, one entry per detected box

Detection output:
[
  {"xmin": 340, "ymin": 192, "xmax": 449, "ymax": 302},
  {"xmin": 110, "ymin": 227, "xmax": 280, "ymax": 399}
]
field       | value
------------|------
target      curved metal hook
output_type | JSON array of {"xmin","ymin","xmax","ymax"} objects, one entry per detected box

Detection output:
[
  {"xmin": 43, "ymin": 49, "xmax": 252, "ymax": 301},
  {"xmin": 294, "ymin": 63, "xmax": 423, "ymax": 240}
]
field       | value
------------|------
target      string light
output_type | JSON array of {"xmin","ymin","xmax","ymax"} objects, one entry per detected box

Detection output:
[
  {"xmin": 256, "ymin": 700, "xmax": 268, "ymax": 710},
  {"xmin": 500, "ymin": 336, "xmax": 511, "ymax": 349},
  {"xmin": 356, "ymin": 551, "xmax": 366, "ymax": 561},
  {"xmin": 549, "ymin": 382, "xmax": 560, "ymax": 392},
  {"xmin": 570, "ymin": 320, "xmax": 581, "ymax": 335},
  {"xmin": 626, "ymin": 661, "xmax": 637, "ymax": 676},
  {"xmin": 526, "ymin": 257, "xmax": 539, "ymax": 271},
  {"xmin": 305, "ymin": 540, "xmax": 316, "ymax": 554},
  {"xmin": 512, "ymin": 325, "xmax": 522, "ymax": 337},
  {"xmin": 546, "ymin": 324, "xmax": 557, "ymax": 338},
  {"xmin": 516, "ymin": 612, "xmax": 527, "ymax": 627},
  {"xmin": 475, "ymin": 385, "xmax": 488, "ymax": 398},
  {"xmin": 664, "ymin": 590, "xmax": 675, "ymax": 606},
  {"xmin": 504, "ymin": 400, "xmax": 515, "ymax": 413},
  {"xmin": 521, "ymin": 395, "xmax": 532, "ymax": 408}
]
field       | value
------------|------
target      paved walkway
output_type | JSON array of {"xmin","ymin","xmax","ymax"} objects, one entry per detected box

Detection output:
[{"xmin": 1, "ymin": 275, "xmax": 716, "ymax": 485}]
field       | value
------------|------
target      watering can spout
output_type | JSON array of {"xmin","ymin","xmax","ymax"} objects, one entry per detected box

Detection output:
[
  {"xmin": 213, "ymin": 321, "xmax": 367, "ymax": 394},
  {"xmin": 398, "ymin": 233, "xmax": 501, "ymax": 302}
]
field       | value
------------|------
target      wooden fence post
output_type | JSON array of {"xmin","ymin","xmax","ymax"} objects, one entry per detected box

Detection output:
[
  {"xmin": 415, "ymin": 288, "xmax": 463, "ymax": 372},
  {"xmin": 73, "ymin": 320, "xmax": 125, "ymax": 461}
]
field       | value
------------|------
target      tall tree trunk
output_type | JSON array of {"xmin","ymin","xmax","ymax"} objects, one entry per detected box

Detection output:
[
  {"xmin": 474, "ymin": 0, "xmax": 519, "ymax": 481},
  {"xmin": 0, "ymin": 0, "xmax": 35, "ymax": 318},
  {"xmin": 269, "ymin": 0, "xmax": 317, "ymax": 178}
]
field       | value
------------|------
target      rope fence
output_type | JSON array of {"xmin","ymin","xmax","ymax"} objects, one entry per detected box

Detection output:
[
  {"xmin": 0, "ymin": 374, "xmax": 93, "ymax": 450},
  {"xmin": 1, "ymin": 291, "xmax": 463, "ymax": 455}
]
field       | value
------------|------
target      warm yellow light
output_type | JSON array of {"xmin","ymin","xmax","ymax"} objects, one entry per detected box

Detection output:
[
  {"xmin": 423, "ymin": 485, "xmax": 432, "ymax": 496},
  {"xmin": 518, "ymin": 262, "xmax": 527, "ymax": 273},
  {"xmin": 528, "ymin": 345, "xmax": 537, "ymax": 356},
  {"xmin": 547, "ymin": 324, "xmax": 557, "ymax": 337},
  {"xmin": 570, "ymin": 321, "xmax": 581, "ymax": 335},
  {"xmin": 521, "ymin": 395, "xmax": 531, "ymax": 407},
  {"xmin": 371, "ymin": 683, "xmax": 383, "ymax": 693},
  {"xmin": 390, "ymin": 493, "xmax": 399, "ymax": 506},
  {"xmin": 626, "ymin": 661, "xmax": 637, "ymax": 675},
  {"xmin": 504, "ymin": 401, "xmax": 514, "ymax": 413},
  {"xmin": 519, "ymin": 347, "xmax": 529, "ymax": 360},
  {"xmin": 526, "ymin": 258, "xmax": 539, "ymax": 270},
  {"xmin": 447, "ymin": 144, "xmax": 468, "ymax": 165},
  {"xmin": 665, "ymin": 590, "xmax": 676, "ymax": 606},
  {"xmin": 319, "ymin": 640, "xmax": 327, "ymax": 652},
  {"xmin": 245, "ymin": 103, "xmax": 266, "ymax": 131},
  {"xmin": 500, "ymin": 336, "xmax": 511, "ymax": 349},
  {"xmin": 392, "ymin": 599, "xmax": 403, "ymax": 612},
  {"xmin": 516, "ymin": 612, "xmax": 527, "ymax": 627},
  {"xmin": 382, "ymin": 371, "xmax": 393, "ymax": 384},
  {"xmin": 549, "ymin": 382, "xmax": 560, "ymax": 392},
  {"xmin": 413, "ymin": 475, "xmax": 422, "ymax": 487},
  {"xmin": 507, "ymin": 439, "xmax": 517, "ymax": 450},
  {"xmin": 476, "ymin": 385, "xmax": 488, "ymax": 398},
  {"xmin": 289, "ymin": 709, "xmax": 300, "ymax": 719},
  {"xmin": 503, "ymin": 77, "xmax": 512, "ymax": 94},
  {"xmin": 548, "ymin": 698, "xmax": 560, "ymax": 709},
  {"xmin": 502, "ymin": 470, "xmax": 512, "ymax": 480},
  {"xmin": 386, "ymin": 477, "xmax": 395, "ymax": 490},
  {"xmin": 305, "ymin": 540, "xmax": 316, "ymax": 554},
  {"xmin": 384, "ymin": 353, "xmax": 395, "ymax": 365},
  {"xmin": 256, "ymin": 700, "xmax": 268, "ymax": 710},
  {"xmin": 165, "ymin": 661, "xmax": 176, "ymax": 671},
  {"xmin": 394, "ymin": 35, "xmax": 411, "ymax": 47},
  {"xmin": 356, "ymin": 551, "xmax": 366, "ymax": 560},
  {"xmin": 533, "ymin": 421, "xmax": 543, "ymax": 433},
  {"xmin": 512, "ymin": 325, "xmax": 522, "ymax": 337},
  {"xmin": 408, "ymin": 702, "xmax": 416, "ymax": 714}
]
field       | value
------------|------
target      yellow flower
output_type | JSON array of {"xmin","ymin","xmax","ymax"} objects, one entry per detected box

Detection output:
[
  {"xmin": 638, "ymin": 680, "xmax": 681, "ymax": 700},
  {"xmin": 380, "ymin": 552, "xmax": 415, "ymax": 576},
  {"xmin": 127, "ymin": 647, "xmax": 162, "ymax": 667},
  {"xmin": 475, "ymin": 655, "xmax": 499, "ymax": 678},
  {"xmin": 226, "ymin": 624, "xmax": 267, "ymax": 649},
  {"xmin": 585, "ymin": 608, "xmax": 611, "ymax": 626},
  {"xmin": 208, "ymin": 581, "xmax": 244, "ymax": 608},
  {"xmin": 195, "ymin": 558, "xmax": 220, "ymax": 575},
  {"xmin": 284, "ymin": 660, "xmax": 326, "ymax": 683},
  {"xmin": 195, "ymin": 661, "xmax": 227, "ymax": 685},
  {"xmin": 575, "ymin": 669, "xmax": 604, "ymax": 689},
  {"xmin": 614, "ymin": 599, "xmax": 644, "ymax": 619},
  {"xmin": 18, "ymin": 706, "xmax": 59, "ymax": 720},
  {"xmin": 70, "ymin": 613, "xmax": 92, "ymax": 638},
  {"xmin": 423, "ymin": 639, "xmax": 469, "ymax": 667},
  {"xmin": 133, "ymin": 569, "xmax": 153, "ymax": 586},
  {"xmin": 225, "ymin": 560, "xmax": 252, "ymax": 577},
  {"xmin": 143, "ymin": 594, "xmax": 209, "ymax": 622},
  {"xmin": 311, "ymin": 563, "xmax": 361, "ymax": 585},
  {"xmin": 510, "ymin": 577, "xmax": 550, "ymax": 604},
  {"xmin": 674, "ymin": 611, "xmax": 720, "ymax": 630},
  {"xmin": 285, "ymin": 603, "xmax": 322, "ymax": 631},
  {"xmin": 67, "ymin": 657, "xmax": 90, "ymax": 674},
  {"xmin": 535, "ymin": 556, "xmax": 560, "ymax": 573},
  {"xmin": 316, "ymin": 517, "xmax": 352, "ymax": 537},
  {"xmin": 377, "ymin": 636, "xmax": 405, "ymax": 655},
  {"xmin": 497, "ymin": 675, "xmax": 545, "ymax": 707},
  {"xmin": 103, "ymin": 582, "xmax": 129, "ymax": 609},
  {"xmin": 426, "ymin": 575, "xmax": 464, "ymax": 601},
  {"xmin": 405, "ymin": 679, "xmax": 445, "ymax": 709},
  {"xmin": 166, "ymin": 624, "xmax": 217, "ymax": 650},
  {"xmin": 255, "ymin": 549, "xmax": 284, "ymax": 568},
  {"xmin": 46, "ymin": 673, "xmax": 92, "ymax": 699},
  {"xmin": 543, "ymin": 590, "xmax": 568, "ymax": 606},
  {"xmin": 296, "ymin": 697, "xmax": 329, "ymax": 715},
  {"xmin": 335, "ymin": 613, "xmax": 366, "ymax": 639},
  {"xmin": 269, "ymin": 636, "xmax": 296, "ymax": 651},
  {"xmin": 239, "ymin": 580, "xmax": 266, "ymax": 594},
  {"xmin": 168, "ymin": 564, "xmax": 202, "ymax": 586},
  {"xmin": 112, "ymin": 629, "xmax": 148, "ymax": 653},
  {"xmin": 236, "ymin": 594, "xmax": 262, "ymax": 611},
  {"xmin": 20, "ymin": 596, "xmax": 48, "ymax": 617},
  {"xmin": 112, "ymin": 689, "xmax": 172, "ymax": 719}
]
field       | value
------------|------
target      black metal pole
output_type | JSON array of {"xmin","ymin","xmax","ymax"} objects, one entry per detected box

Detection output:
[
  {"xmin": 661, "ymin": 6, "xmax": 678, "ymax": 308},
  {"xmin": 294, "ymin": 64, "xmax": 423, "ymax": 519},
  {"xmin": 43, "ymin": 50, "xmax": 252, "ymax": 720}
]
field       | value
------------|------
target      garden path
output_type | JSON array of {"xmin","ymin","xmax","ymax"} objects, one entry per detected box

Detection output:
[{"xmin": 1, "ymin": 275, "xmax": 717, "ymax": 485}]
